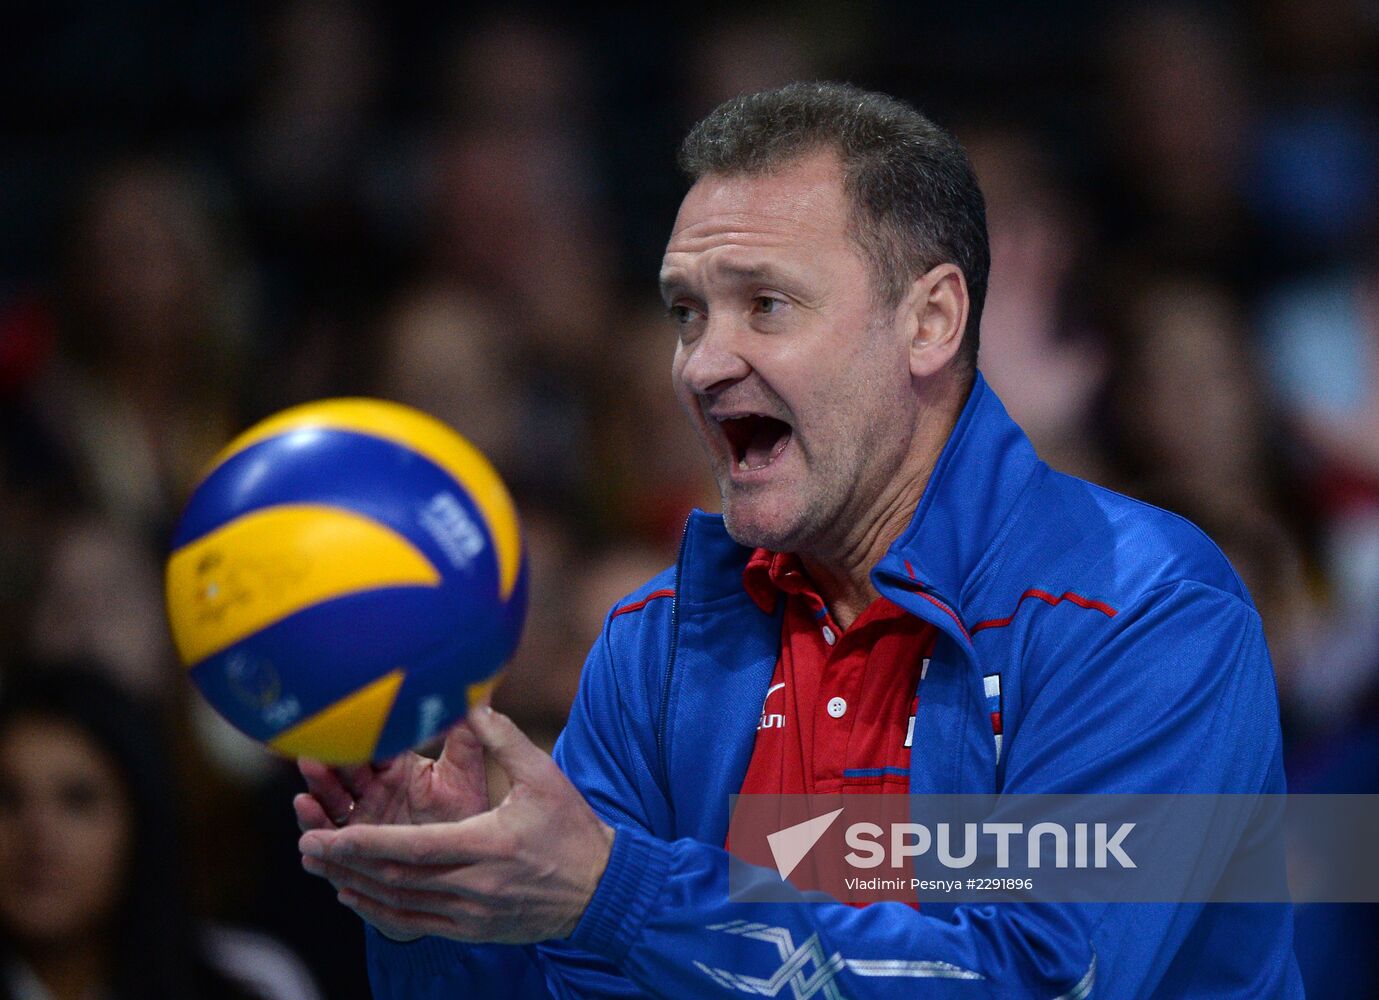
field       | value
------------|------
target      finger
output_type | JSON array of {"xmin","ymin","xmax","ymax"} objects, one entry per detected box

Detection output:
[
  {"xmin": 294, "ymin": 793, "xmax": 336, "ymax": 833},
  {"xmin": 335, "ymin": 763, "xmax": 379, "ymax": 800},
  {"xmin": 298, "ymin": 759, "xmax": 358, "ymax": 825},
  {"xmin": 336, "ymin": 888, "xmax": 460, "ymax": 941},
  {"xmin": 465, "ymin": 706, "xmax": 555, "ymax": 787},
  {"xmin": 301, "ymin": 849, "xmax": 482, "ymax": 897},
  {"xmin": 299, "ymin": 850, "xmax": 345, "ymax": 892},
  {"xmin": 300, "ymin": 756, "xmax": 381, "ymax": 801},
  {"xmin": 303, "ymin": 855, "xmax": 460, "ymax": 917},
  {"xmin": 299, "ymin": 850, "xmax": 348, "ymax": 897},
  {"xmin": 301, "ymin": 815, "xmax": 498, "ymax": 867},
  {"xmin": 438, "ymin": 719, "xmax": 485, "ymax": 773}
]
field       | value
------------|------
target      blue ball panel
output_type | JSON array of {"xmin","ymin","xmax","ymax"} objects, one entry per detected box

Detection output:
[
  {"xmin": 189, "ymin": 583, "xmax": 451, "ymax": 742},
  {"xmin": 372, "ymin": 555, "xmax": 529, "ymax": 758},
  {"xmin": 173, "ymin": 430, "xmax": 501, "ymax": 612}
]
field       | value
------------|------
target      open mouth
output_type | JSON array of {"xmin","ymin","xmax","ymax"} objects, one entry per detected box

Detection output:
[{"xmin": 718, "ymin": 414, "xmax": 793, "ymax": 473}]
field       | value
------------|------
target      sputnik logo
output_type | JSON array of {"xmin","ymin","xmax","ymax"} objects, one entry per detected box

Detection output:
[{"xmin": 767, "ymin": 807, "xmax": 844, "ymax": 880}]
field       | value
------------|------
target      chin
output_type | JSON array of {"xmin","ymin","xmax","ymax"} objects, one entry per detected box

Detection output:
[
  {"xmin": 0, "ymin": 911, "xmax": 78, "ymax": 945},
  {"xmin": 721, "ymin": 498, "xmax": 807, "ymax": 553}
]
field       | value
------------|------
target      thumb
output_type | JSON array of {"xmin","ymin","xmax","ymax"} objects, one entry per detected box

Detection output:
[
  {"xmin": 466, "ymin": 705, "xmax": 552, "ymax": 786},
  {"xmin": 437, "ymin": 718, "xmax": 485, "ymax": 774}
]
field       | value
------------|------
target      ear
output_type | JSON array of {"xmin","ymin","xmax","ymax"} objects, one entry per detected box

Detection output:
[{"xmin": 905, "ymin": 263, "xmax": 970, "ymax": 379}]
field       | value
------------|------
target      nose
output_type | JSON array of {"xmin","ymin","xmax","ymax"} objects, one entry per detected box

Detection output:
[{"xmin": 676, "ymin": 316, "xmax": 751, "ymax": 397}]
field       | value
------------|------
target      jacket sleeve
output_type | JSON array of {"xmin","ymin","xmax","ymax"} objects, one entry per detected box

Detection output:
[
  {"xmin": 995, "ymin": 580, "xmax": 1297, "ymax": 997},
  {"xmin": 546, "ymin": 581, "xmax": 1293, "ymax": 999},
  {"xmin": 372, "ymin": 581, "xmax": 1294, "ymax": 999},
  {"xmin": 365, "ymin": 609, "xmax": 672, "ymax": 1000}
]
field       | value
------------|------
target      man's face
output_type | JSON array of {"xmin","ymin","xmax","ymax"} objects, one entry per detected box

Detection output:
[{"xmin": 661, "ymin": 151, "xmax": 918, "ymax": 555}]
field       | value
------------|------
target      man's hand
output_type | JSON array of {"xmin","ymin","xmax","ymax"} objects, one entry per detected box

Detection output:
[
  {"xmin": 297, "ymin": 706, "xmax": 615, "ymax": 945},
  {"xmin": 294, "ymin": 716, "xmax": 491, "ymax": 940},
  {"xmin": 294, "ymin": 720, "xmax": 490, "ymax": 830}
]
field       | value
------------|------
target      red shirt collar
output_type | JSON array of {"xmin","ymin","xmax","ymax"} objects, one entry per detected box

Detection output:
[
  {"xmin": 744, "ymin": 547, "xmax": 918, "ymax": 634},
  {"xmin": 743, "ymin": 548, "xmax": 824, "ymax": 614}
]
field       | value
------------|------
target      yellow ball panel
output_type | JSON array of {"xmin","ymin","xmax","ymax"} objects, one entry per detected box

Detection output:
[
  {"xmin": 166, "ymin": 504, "xmax": 441, "ymax": 666},
  {"xmin": 466, "ymin": 675, "xmax": 502, "ymax": 710},
  {"xmin": 206, "ymin": 398, "xmax": 523, "ymax": 602},
  {"xmin": 268, "ymin": 668, "xmax": 406, "ymax": 763}
]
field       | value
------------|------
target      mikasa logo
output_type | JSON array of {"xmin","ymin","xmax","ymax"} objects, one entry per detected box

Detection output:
[
  {"xmin": 417, "ymin": 695, "xmax": 447, "ymax": 742},
  {"xmin": 419, "ymin": 492, "xmax": 487, "ymax": 569}
]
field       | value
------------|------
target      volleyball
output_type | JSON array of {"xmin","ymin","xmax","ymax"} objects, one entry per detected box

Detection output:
[{"xmin": 164, "ymin": 399, "xmax": 527, "ymax": 764}]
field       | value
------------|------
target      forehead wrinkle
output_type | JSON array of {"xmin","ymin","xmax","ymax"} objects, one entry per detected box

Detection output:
[
  {"xmin": 666, "ymin": 206, "xmax": 839, "ymax": 256},
  {"xmin": 659, "ymin": 248, "xmax": 810, "ymax": 306},
  {"xmin": 667, "ymin": 158, "xmax": 849, "ymax": 254},
  {"xmin": 661, "ymin": 157, "xmax": 857, "ymax": 304}
]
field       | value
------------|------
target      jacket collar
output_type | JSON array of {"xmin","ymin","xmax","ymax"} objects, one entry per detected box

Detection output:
[
  {"xmin": 678, "ymin": 373, "xmax": 1042, "ymax": 626},
  {"xmin": 872, "ymin": 372, "xmax": 1041, "ymax": 613}
]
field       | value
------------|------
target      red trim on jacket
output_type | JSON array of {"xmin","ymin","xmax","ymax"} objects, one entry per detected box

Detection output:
[
  {"xmin": 971, "ymin": 589, "xmax": 1118, "ymax": 635},
  {"xmin": 611, "ymin": 589, "xmax": 676, "ymax": 618}
]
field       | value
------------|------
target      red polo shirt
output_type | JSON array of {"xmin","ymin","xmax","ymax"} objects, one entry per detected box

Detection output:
[{"xmin": 737, "ymin": 548, "xmax": 936, "ymax": 796}]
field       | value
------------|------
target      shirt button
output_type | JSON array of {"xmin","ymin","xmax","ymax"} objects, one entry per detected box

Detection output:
[
  {"xmin": 821, "ymin": 625, "xmax": 836, "ymax": 645},
  {"xmin": 827, "ymin": 697, "xmax": 847, "ymax": 718}
]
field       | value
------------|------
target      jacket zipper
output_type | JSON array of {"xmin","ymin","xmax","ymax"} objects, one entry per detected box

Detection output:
[
  {"xmin": 655, "ymin": 513, "xmax": 692, "ymax": 802},
  {"xmin": 876, "ymin": 569, "xmax": 974, "ymax": 651},
  {"xmin": 878, "ymin": 572, "xmax": 1004, "ymax": 785}
]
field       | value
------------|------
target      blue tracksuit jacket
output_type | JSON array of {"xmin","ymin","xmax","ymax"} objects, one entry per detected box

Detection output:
[{"xmin": 367, "ymin": 375, "xmax": 1303, "ymax": 998}]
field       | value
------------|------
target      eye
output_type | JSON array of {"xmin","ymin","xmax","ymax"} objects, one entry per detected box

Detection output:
[
  {"xmin": 667, "ymin": 303, "xmax": 704, "ymax": 326},
  {"xmin": 58, "ymin": 779, "xmax": 102, "ymax": 815},
  {"xmin": 752, "ymin": 295, "xmax": 786, "ymax": 316}
]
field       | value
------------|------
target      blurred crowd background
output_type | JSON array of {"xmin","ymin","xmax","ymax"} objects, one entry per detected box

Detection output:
[{"xmin": 0, "ymin": 1, "xmax": 1376, "ymax": 997}]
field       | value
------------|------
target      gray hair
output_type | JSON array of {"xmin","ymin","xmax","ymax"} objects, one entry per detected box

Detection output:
[{"xmin": 678, "ymin": 81, "xmax": 989, "ymax": 370}]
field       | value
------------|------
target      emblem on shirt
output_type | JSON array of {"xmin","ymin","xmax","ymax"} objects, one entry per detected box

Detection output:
[
  {"xmin": 904, "ymin": 658, "xmax": 930, "ymax": 748},
  {"xmin": 984, "ymin": 673, "xmax": 1003, "ymax": 762},
  {"xmin": 694, "ymin": 920, "xmax": 982, "ymax": 997},
  {"xmin": 759, "ymin": 682, "xmax": 786, "ymax": 731}
]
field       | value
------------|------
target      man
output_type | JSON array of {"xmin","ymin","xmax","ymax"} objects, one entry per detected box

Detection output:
[{"xmin": 295, "ymin": 82, "xmax": 1302, "ymax": 997}]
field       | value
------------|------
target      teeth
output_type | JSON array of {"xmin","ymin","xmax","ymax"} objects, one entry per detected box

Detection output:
[{"xmin": 738, "ymin": 458, "xmax": 749, "ymax": 471}]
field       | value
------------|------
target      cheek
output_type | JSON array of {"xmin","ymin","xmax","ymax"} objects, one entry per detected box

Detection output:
[
  {"xmin": 0, "ymin": 818, "xmax": 129, "ymax": 942},
  {"xmin": 0, "ymin": 817, "xmax": 19, "ymax": 875},
  {"xmin": 670, "ymin": 356, "xmax": 707, "ymax": 430},
  {"xmin": 57, "ymin": 809, "xmax": 132, "ymax": 920},
  {"xmin": 798, "ymin": 350, "xmax": 910, "ymax": 444},
  {"xmin": 80, "ymin": 809, "xmax": 131, "ymax": 878}
]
